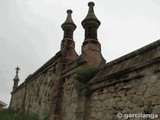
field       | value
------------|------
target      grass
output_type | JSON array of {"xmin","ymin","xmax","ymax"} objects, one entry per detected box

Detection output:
[{"xmin": 0, "ymin": 109, "xmax": 39, "ymax": 120}]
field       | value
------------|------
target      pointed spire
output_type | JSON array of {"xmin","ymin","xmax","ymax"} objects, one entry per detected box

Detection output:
[{"xmin": 82, "ymin": 2, "xmax": 100, "ymax": 28}]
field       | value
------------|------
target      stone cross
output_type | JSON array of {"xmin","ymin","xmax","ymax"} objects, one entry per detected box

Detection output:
[{"xmin": 15, "ymin": 67, "xmax": 20, "ymax": 73}]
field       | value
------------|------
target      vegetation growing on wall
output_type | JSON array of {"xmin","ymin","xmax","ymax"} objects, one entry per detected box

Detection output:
[
  {"xmin": 74, "ymin": 65, "xmax": 98, "ymax": 95},
  {"xmin": 0, "ymin": 109, "xmax": 39, "ymax": 120}
]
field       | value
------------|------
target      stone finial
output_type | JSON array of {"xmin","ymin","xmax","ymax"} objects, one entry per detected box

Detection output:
[
  {"xmin": 67, "ymin": 9, "xmax": 72, "ymax": 14},
  {"xmin": 61, "ymin": 9, "xmax": 77, "ymax": 40},
  {"xmin": 82, "ymin": 1, "xmax": 100, "ymax": 28},
  {"xmin": 81, "ymin": 2, "xmax": 101, "ymax": 40},
  {"xmin": 61, "ymin": 9, "xmax": 76, "ymax": 30},
  {"xmin": 88, "ymin": 1, "xmax": 95, "ymax": 7}
]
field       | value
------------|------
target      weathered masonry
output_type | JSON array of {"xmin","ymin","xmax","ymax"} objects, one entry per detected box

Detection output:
[{"xmin": 9, "ymin": 2, "xmax": 160, "ymax": 120}]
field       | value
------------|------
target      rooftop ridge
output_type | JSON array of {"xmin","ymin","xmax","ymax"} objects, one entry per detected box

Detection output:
[{"xmin": 0, "ymin": 100, "xmax": 7, "ymax": 107}]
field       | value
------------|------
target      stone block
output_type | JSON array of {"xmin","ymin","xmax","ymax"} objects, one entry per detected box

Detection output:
[
  {"xmin": 95, "ymin": 101, "xmax": 102, "ymax": 109},
  {"xmin": 131, "ymin": 107, "xmax": 143, "ymax": 113},
  {"xmin": 76, "ymin": 112, "xmax": 85, "ymax": 120},
  {"xmin": 108, "ymin": 86, "xmax": 115, "ymax": 93},
  {"xmin": 138, "ymin": 84, "xmax": 147, "ymax": 94},
  {"xmin": 121, "ymin": 97, "xmax": 128, "ymax": 102},
  {"xmin": 131, "ymin": 95, "xmax": 144, "ymax": 106},
  {"xmin": 127, "ymin": 89, "xmax": 136, "ymax": 94},
  {"xmin": 99, "ymin": 94, "xmax": 106, "ymax": 101},
  {"xmin": 105, "ymin": 93, "xmax": 112, "ymax": 99},
  {"xmin": 117, "ymin": 90, "xmax": 126, "ymax": 98},
  {"xmin": 144, "ymin": 98, "xmax": 151, "ymax": 106},
  {"xmin": 151, "ymin": 96, "xmax": 160, "ymax": 105},
  {"xmin": 123, "ymin": 84, "xmax": 133, "ymax": 90},
  {"xmin": 103, "ymin": 99, "xmax": 112, "ymax": 110},
  {"xmin": 122, "ymin": 107, "xmax": 131, "ymax": 114},
  {"xmin": 103, "ymin": 88, "xmax": 108, "ymax": 93},
  {"xmin": 153, "ymin": 105, "xmax": 160, "ymax": 114},
  {"xmin": 144, "ymin": 105, "xmax": 152, "ymax": 114},
  {"xmin": 125, "ymin": 101, "xmax": 135, "ymax": 109},
  {"xmin": 144, "ymin": 89, "xmax": 151, "ymax": 98},
  {"xmin": 104, "ymin": 113, "xmax": 113, "ymax": 120}
]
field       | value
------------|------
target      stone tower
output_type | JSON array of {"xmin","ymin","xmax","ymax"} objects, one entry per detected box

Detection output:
[
  {"xmin": 49, "ymin": 10, "xmax": 78, "ymax": 120},
  {"xmin": 12, "ymin": 67, "xmax": 20, "ymax": 91},
  {"xmin": 81, "ymin": 2, "xmax": 105, "ymax": 66},
  {"xmin": 61, "ymin": 9, "xmax": 78, "ymax": 61}
]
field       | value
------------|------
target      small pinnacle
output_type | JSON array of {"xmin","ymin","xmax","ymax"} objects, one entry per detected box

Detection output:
[
  {"xmin": 14, "ymin": 66, "xmax": 20, "ymax": 81},
  {"xmin": 88, "ymin": 2, "xmax": 95, "ymax": 7},
  {"xmin": 67, "ymin": 9, "xmax": 72, "ymax": 14}
]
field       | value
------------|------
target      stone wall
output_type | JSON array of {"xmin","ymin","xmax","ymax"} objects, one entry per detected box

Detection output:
[
  {"xmin": 10, "ymin": 86, "xmax": 25, "ymax": 112},
  {"xmin": 10, "ymin": 68, "xmax": 56, "ymax": 119},
  {"xmin": 86, "ymin": 40, "xmax": 160, "ymax": 120},
  {"xmin": 10, "ymin": 40, "xmax": 160, "ymax": 120},
  {"xmin": 61, "ymin": 75, "xmax": 78, "ymax": 120},
  {"xmin": 10, "ymin": 52, "xmax": 62, "ymax": 119},
  {"xmin": 24, "ymin": 69, "xmax": 55, "ymax": 119},
  {"xmin": 9, "ymin": 1, "xmax": 160, "ymax": 119},
  {"xmin": 87, "ymin": 66, "xmax": 160, "ymax": 120}
]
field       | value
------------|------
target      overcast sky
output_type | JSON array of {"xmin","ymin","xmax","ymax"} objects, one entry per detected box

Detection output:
[{"xmin": 0, "ymin": 0, "xmax": 160, "ymax": 106}]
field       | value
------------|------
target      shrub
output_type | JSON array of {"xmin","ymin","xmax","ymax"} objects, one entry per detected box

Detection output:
[
  {"xmin": 0, "ymin": 109, "xmax": 39, "ymax": 120},
  {"xmin": 75, "ymin": 66, "xmax": 98, "ymax": 83},
  {"xmin": 21, "ymin": 113, "xmax": 39, "ymax": 120},
  {"xmin": 75, "ymin": 66, "xmax": 98, "ymax": 95},
  {"xmin": 0, "ymin": 109, "xmax": 20, "ymax": 120}
]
